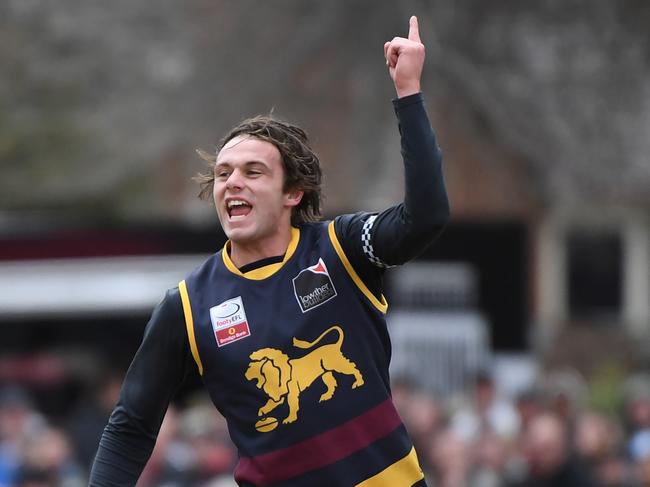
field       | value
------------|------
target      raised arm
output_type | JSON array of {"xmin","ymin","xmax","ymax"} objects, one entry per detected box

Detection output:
[{"xmin": 336, "ymin": 16, "xmax": 449, "ymax": 287}]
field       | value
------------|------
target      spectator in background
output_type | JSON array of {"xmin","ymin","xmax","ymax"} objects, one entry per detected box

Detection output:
[
  {"xmin": 538, "ymin": 367, "xmax": 588, "ymax": 425},
  {"xmin": 390, "ymin": 375, "xmax": 418, "ymax": 419},
  {"xmin": 636, "ymin": 454, "xmax": 650, "ymax": 487},
  {"xmin": 137, "ymin": 399, "xmax": 237, "ymax": 487},
  {"xmin": 425, "ymin": 427, "xmax": 470, "ymax": 487},
  {"xmin": 176, "ymin": 400, "xmax": 237, "ymax": 485},
  {"xmin": 514, "ymin": 388, "xmax": 544, "ymax": 433},
  {"xmin": 507, "ymin": 411, "xmax": 597, "ymax": 487},
  {"xmin": 398, "ymin": 388, "xmax": 444, "ymax": 469},
  {"xmin": 450, "ymin": 370, "xmax": 520, "ymax": 444},
  {"xmin": 67, "ymin": 371, "xmax": 122, "ymax": 472},
  {"xmin": 574, "ymin": 410, "xmax": 635, "ymax": 486},
  {"xmin": 0, "ymin": 387, "xmax": 46, "ymax": 487},
  {"xmin": 16, "ymin": 426, "xmax": 84, "ymax": 487},
  {"xmin": 470, "ymin": 430, "xmax": 517, "ymax": 487},
  {"xmin": 623, "ymin": 375, "xmax": 650, "ymax": 460}
]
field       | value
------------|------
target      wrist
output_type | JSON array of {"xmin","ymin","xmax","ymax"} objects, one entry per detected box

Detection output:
[{"xmin": 395, "ymin": 83, "xmax": 421, "ymax": 98}]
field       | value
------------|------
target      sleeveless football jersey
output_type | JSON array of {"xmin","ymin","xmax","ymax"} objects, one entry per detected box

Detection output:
[{"xmin": 179, "ymin": 221, "xmax": 426, "ymax": 487}]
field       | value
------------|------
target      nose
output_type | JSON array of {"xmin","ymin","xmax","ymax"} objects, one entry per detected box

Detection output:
[{"xmin": 225, "ymin": 169, "xmax": 243, "ymax": 190}]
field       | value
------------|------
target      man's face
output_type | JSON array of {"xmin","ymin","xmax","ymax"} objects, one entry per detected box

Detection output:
[{"xmin": 213, "ymin": 135, "xmax": 301, "ymax": 246}]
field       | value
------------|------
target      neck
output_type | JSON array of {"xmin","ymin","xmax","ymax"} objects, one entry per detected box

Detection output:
[{"xmin": 229, "ymin": 226, "xmax": 294, "ymax": 268}]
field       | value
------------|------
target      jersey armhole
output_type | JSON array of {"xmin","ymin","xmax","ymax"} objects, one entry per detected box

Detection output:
[
  {"xmin": 178, "ymin": 280, "xmax": 204, "ymax": 376},
  {"xmin": 327, "ymin": 221, "xmax": 388, "ymax": 314}
]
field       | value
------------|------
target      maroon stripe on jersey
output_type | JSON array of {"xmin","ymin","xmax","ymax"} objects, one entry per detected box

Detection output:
[{"xmin": 234, "ymin": 399, "xmax": 402, "ymax": 486}]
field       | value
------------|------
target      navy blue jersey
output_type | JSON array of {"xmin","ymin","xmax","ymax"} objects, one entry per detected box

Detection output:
[{"xmin": 179, "ymin": 221, "xmax": 425, "ymax": 487}]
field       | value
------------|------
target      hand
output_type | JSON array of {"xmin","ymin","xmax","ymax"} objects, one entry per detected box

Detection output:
[{"xmin": 384, "ymin": 16, "xmax": 425, "ymax": 98}]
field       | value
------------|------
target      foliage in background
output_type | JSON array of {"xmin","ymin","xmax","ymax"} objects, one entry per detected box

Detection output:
[{"xmin": 2, "ymin": 0, "xmax": 649, "ymax": 221}]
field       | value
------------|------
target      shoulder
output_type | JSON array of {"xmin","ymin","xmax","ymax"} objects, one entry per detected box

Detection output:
[
  {"xmin": 300, "ymin": 216, "xmax": 372, "ymax": 262},
  {"xmin": 332, "ymin": 212, "xmax": 387, "ymax": 274},
  {"xmin": 333, "ymin": 212, "xmax": 388, "ymax": 268},
  {"xmin": 296, "ymin": 220, "xmax": 335, "ymax": 245},
  {"xmin": 141, "ymin": 287, "xmax": 187, "ymax": 348},
  {"xmin": 333, "ymin": 212, "xmax": 374, "ymax": 242},
  {"xmin": 302, "ymin": 213, "xmax": 375, "ymax": 257},
  {"xmin": 161, "ymin": 287, "xmax": 183, "ymax": 316},
  {"xmin": 298, "ymin": 220, "xmax": 331, "ymax": 233}
]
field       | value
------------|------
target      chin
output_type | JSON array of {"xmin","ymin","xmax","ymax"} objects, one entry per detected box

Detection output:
[{"xmin": 225, "ymin": 226, "xmax": 255, "ymax": 244}]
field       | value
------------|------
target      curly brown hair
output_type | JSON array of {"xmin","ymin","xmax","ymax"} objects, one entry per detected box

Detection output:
[{"xmin": 195, "ymin": 115, "xmax": 323, "ymax": 226}]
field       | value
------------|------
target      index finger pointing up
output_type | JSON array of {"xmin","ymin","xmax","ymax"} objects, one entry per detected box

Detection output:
[{"xmin": 408, "ymin": 15, "xmax": 421, "ymax": 43}]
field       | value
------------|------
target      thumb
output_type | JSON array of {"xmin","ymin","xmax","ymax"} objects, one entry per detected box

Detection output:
[{"xmin": 408, "ymin": 15, "xmax": 421, "ymax": 43}]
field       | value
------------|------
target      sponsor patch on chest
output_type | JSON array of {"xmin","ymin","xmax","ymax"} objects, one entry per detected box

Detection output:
[
  {"xmin": 292, "ymin": 258, "xmax": 337, "ymax": 313},
  {"xmin": 209, "ymin": 296, "xmax": 251, "ymax": 347}
]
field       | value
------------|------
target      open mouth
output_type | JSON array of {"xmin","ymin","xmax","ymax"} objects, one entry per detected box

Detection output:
[{"xmin": 227, "ymin": 199, "xmax": 252, "ymax": 218}]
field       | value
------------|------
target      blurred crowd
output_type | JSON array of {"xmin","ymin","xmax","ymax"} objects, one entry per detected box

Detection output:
[
  {"xmin": 4, "ymin": 365, "xmax": 650, "ymax": 487},
  {"xmin": 393, "ymin": 368, "xmax": 650, "ymax": 487},
  {"xmin": 0, "ymin": 374, "xmax": 238, "ymax": 487}
]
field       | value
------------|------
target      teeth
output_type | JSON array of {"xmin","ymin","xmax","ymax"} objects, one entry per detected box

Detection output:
[{"xmin": 227, "ymin": 200, "xmax": 249, "ymax": 209}]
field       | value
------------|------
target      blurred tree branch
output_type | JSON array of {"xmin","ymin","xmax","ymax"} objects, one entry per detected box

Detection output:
[{"xmin": 1, "ymin": 0, "xmax": 649, "ymax": 219}]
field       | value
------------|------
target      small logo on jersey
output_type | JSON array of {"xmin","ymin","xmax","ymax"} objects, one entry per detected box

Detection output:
[
  {"xmin": 209, "ymin": 296, "xmax": 251, "ymax": 347},
  {"xmin": 292, "ymin": 258, "xmax": 337, "ymax": 313}
]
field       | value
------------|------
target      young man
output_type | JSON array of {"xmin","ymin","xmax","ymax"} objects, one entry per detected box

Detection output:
[{"xmin": 90, "ymin": 16, "xmax": 449, "ymax": 487}]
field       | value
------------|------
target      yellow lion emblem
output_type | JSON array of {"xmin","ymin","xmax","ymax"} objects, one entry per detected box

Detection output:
[{"xmin": 245, "ymin": 325, "xmax": 364, "ymax": 428}]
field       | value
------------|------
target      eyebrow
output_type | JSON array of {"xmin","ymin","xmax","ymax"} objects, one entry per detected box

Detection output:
[{"xmin": 214, "ymin": 160, "xmax": 269, "ymax": 169}]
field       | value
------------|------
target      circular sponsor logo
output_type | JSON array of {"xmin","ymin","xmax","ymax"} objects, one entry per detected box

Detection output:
[{"xmin": 213, "ymin": 302, "xmax": 240, "ymax": 319}]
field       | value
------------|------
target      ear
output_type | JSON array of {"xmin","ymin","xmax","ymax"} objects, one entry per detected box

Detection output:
[{"xmin": 284, "ymin": 189, "xmax": 304, "ymax": 208}]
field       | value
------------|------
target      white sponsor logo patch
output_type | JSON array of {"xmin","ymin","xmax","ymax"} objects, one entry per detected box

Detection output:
[{"xmin": 209, "ymin": 296, "xmax": 251, "ymax": 347}]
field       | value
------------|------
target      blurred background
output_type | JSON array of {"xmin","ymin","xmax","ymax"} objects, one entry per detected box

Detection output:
[{"xmin": 1, "ymin": 1, "xmax": 650, "ymax": 486}]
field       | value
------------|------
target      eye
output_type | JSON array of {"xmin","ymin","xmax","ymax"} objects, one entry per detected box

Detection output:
[
  {"xmin": 246, "ymin": 167, "xmax": 264, "ymax": 177},
  {"xmin": 215, "ymin": 168, "xmax": 231, "ymax": 179}
]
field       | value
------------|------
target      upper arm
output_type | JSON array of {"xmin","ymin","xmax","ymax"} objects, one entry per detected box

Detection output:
[
  {"xmin": 112, "ymin": 288, "xmax": 190, "ymax": 431},
  {"xmin": 334, "ymin": 213, "xmax": 386, "ymax": 301}
]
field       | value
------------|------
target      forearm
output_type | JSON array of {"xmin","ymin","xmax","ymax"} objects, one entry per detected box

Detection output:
[
  {"xmin": 370, "ymin": 93, "xmax": 449, "ymax": 266},
  {"xmin": 397, "ymin": 93, "xmax": 449, "ymax": 227},
  {"xmin": 89, "ymin": 289, "xmax": 191, "ymax": 486},
  {"xmin": 90, "ymin": 419, "xmax": 158, "ymax": 486}
]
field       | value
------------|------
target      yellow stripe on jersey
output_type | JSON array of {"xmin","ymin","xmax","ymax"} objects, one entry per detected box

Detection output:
[
  {"xmin": 327, "ymin": 221, "xmax": 388, "ymax": 314},
  {"xmin": 222, "ymin": 227, "xmax": 301, "ymax": 280},
  {"xmin": 178, "ymin": 280, "xmax": 204, "ymax": 376},
  {"xmin": 355, "ymin": 447, "xmax": 424, "ymax": 487}
]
